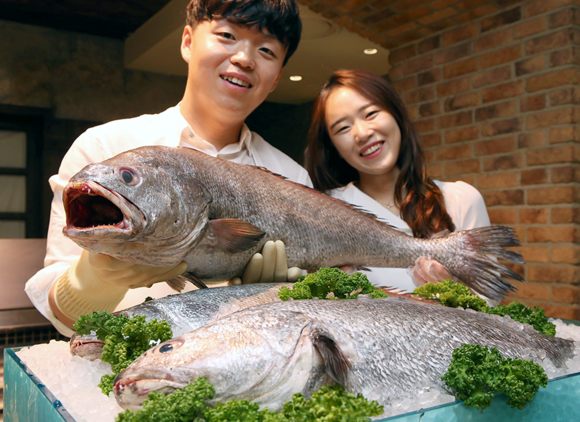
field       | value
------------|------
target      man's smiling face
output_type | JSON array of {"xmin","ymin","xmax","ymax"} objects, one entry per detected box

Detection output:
[{"xmin": 181, "ymin": 19, "xmax": 286, "ymax": 121}]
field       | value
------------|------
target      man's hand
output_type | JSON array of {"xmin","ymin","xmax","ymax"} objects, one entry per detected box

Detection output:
[
  {"xmin": 228, "ymin": 240, "xmax": 302, "ymax": 285},
  {"xmin": 409, "ymin": 256, "xmax": 455, "ymax": 287}
]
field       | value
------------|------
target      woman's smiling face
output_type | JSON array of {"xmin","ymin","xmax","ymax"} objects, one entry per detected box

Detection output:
[{"xmin": 325, "ymin": 87, "xmax": 402, "ymax": 178}]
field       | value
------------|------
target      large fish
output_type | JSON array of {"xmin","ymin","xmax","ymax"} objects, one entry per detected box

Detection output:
[
  {"xmin": 113, "ymin": 298, "xmax": 574, "ymax": 410},
  {"xmin": 63, "ymin": 145, "xmax": 523, "ymax": 299},
  {"xmin": 70, "ymin": 283, "xmax": 288, "ymax": 360}
]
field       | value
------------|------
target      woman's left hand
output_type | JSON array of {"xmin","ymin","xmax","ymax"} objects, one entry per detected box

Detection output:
[{"xmin": 409, "ymin": 256, "xmax": 456, "ymax": 287}]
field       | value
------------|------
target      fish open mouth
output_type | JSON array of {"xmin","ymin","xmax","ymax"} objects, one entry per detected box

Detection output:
[
  {"xmin": 63, "ymin": 181, "xmax": 144, "ymax": 237},
  {"xmin": 114, "ymin": 368, "xmax": 193, "ymax": 406}
]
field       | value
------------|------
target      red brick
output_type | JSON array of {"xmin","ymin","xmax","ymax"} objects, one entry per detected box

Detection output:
[
  {"xmin": 389, "ymin": 44, "xmax": 417, "ymax": 64},
  {"xmin": 474, "ymin": 136, "xmax": 516, "ymax": 156},
  {"xmin": 418, "ymin": 7, "xmax": 457, "ymax": 25},
  {"xmin": 477, "ymin": 171, "xmax": 519, "ymax": 189},
  {"xmin": 526, "ymin": 68, "xmax": 580, "ymax": 93},
  {"xmin": 434, "ymin": 42, "xmax": 472, "ymax": 65},
  {"xmin": 550, "ymin": 87, "xmax": 580, "ymax": 106},
  {"xmin": 395, "ymin": 31, "xmax": 424, "ymax": 45},
  {"xmin": 456, "ymin": 4, "xmax": 499, "ymax": 23},
  {"xmin": 438, "ymin": 111, "xmax": 473, "ymax": 128},
  {"xmin": 419, "ymin": 101, "xmax": 441, "ymax": 117},
  {"xmin": 444, "ymin": 93, "xmax": 479, "ymax": 111},
  {"xmin": 527, "ymin": 226, "xmax": 579, "ymax": 243},
  {"xmin": 393, "ymin": 76, "xmax": 418, "ymax": 93},
  {"xmin": 550, "ymin": 47, "xmax": 580, "ymax": 67},
  {"xmin": 514, "ymin": 16, "xmax": 547, "ymax": 39},
  {"xmin": 385, "ymin": 22, "xmax": 418, "ymax": 37},
  {"xmin": 520, "ymin": 208, "xmax": 548, "ymax": 224},
  {"xmin": 552, "ymin": 247, "xmax": 580, "ymax": 265},
  {"xmin": 403, "ymin": 86, "xmax": 436, "ymax": 105},
  {"xmin": 441, "ymin": 23, "xmax": 478, "ymax": 46},
  {"xmin": 472, "ymin": 66, "xmax": 511, "ymax": 88},
  {"xmin": 518, "ymin": 246, "xmax": 549, "ymax": 262},
  {"xmin": 553, "ymin": 286, "xmax": 580, "ymax": 304},
  {"xmin": 431, "ymin": 0, "xmax": 463, "ymax": 9},
  {"xmin": 526, "ymin": 107, "xmax": 580, "ymax": 130},
  {"xmin": 475, "ymin": 101, "xmax": 516, "ymax": 122},
  {"xmin": 517, "ymin": 284, "xmax": 551, "ymax": 301},
  {"xmin": 407, "ymin": 105, "xmax": 419, "ymax": 121},
  {"xmin": 443, "ymin": 57, "xmax": 479, "ymax": 78},
  {"xmin": 436, "ymin": 77, "xmax": 470, "ymax": 97},
  {"xmin": 421, "ymin": 133, "xmax": 442, "ymax": 147},
  {"xmin": 418, "ymin": 36, "xmax": 441, "ymax": 54},
  {"xmin": 425, "ymin": 150, "xmax": 435, "ymax": 163},
  {"xmin": 389, "ymin": 65, "xmax": 404, "ymax": 80},
  {"xmin": 487, "ymin": 208, "xmax": 517, "ymax": 224},
  {"xmin": 527, "ymin": 144, "xmax": 580, "ymax": 165},
  {"xmin": 551, "ymin": 166, "xmax": 580, "ymax": 183},
  {"xmin": 542, "ymin": 305, "xmax": 580, "ymax": 320},
  {"xmin": 480, "ymin": 45, "xmax": 522, "ymax": 69},
  {"xmin": 482, "ymin": 81, "xmax": 524, "ymax": 103},
  {"xmin": 444, "ymin": 159, "xmax": 481, "ymax": 175},
  {"xmin": 445, "ymin": 126, "xmax": 479, "ymax": 143},
  {"xmin": 524, "ymin": 0, "xmax": 575, "ymax": 18},
  {"xmin": 520, "ymin": 94, "xmax": 546, "ymax": 112},
  {"xmin": 483, "ymin": 153, "xmax": 525, "ymax": 170},
  {"xmin": 481, "ymin": 7, "xmax": 522, "ymax": 33},
  {"xmin": 474, "ymin": 28, "xmax": 513, "ymax": 52},
  {"xmin": 518, "ymin": 131, "xmax": 547, "ymax": 148},
  {"xmin": 483, "ymin": 189, "xmax": 524, "ymax": 206},
  {"xmin": 550, "ymin": 126, "xmax": 580, "ymax": 144},
  {"xmin": 426, "ymin": 163, "xmax": 442, "ymax": 178},
  {"xmin": 417, "ymin": 69, "xmax": 442, "ymax": 86},
  {"xmin": 549, "ymin": 7, "xmax": 580, "ymax": 28},
  {"xmin": 436, "ymin": 144, "xmax": 472, "ymax": 160},
  {"xmin": 521, "ymin": 168, "xmax": 548, "ymax": 185},
  {"xmin": 525, "ymin": 28, "xmax": 580, "ymax": 55},
  {"xmin": 515, "ymin": 55, "xmax": 545, "ymax": 77},
  {"xmin": 414, "ymin": 118, "xmax": 436, "ymax": 134},
  {"xmin": 528, "ymin": 186, "xmax": 580, "ymax": 205},
  {"xmin": 482, "ymin": 117, "xmax": 522, "ymax": 137},
  {"xmin": 552, "ymin": 206, "xmax": 580, "ymax": 224}
]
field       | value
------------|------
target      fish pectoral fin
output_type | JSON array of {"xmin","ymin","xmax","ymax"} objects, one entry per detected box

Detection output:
[
  {"xmin": 166, "ymin": 277, "xmax": 186, "ymax": 292},
  {"xmin": 209, "ymin": 219, "xmax": 266, "ymax": 253},
  {"xmin": 312, "ymin": 330, "xmax": 351, "ymax": 386},
  {"xmin": 180, "ymin": 272, "xmax": 209, "ymax": 289}
]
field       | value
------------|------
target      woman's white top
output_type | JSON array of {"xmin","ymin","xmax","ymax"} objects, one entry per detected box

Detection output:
[{"xmin": 330, "ymin": 180, "xmax": 491, "ymax": 293}]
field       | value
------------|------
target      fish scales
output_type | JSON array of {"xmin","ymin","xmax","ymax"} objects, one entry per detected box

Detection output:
[
  {"xmin": 64, "ymin": 146, "xmax": 524, "ymax": 299},
  {"xmin": 113, "ymin": 298, "xmax": 574, "ymax": 411}
]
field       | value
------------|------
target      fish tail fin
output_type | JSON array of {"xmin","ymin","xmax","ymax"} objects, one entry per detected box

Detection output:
[{"xmin": 443, "ymin": 225, "xmax": 524, "ymax": 300}]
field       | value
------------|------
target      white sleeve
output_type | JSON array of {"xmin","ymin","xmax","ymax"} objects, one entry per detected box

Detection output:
[
  {"xmin": 446, "ymin": 181, "xmax": 490, "ymax": 231},
  {"xmin": 24, "ymin": 130, "xmax": 111, "ymax": 334}
]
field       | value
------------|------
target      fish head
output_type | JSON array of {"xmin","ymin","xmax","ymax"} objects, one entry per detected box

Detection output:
[
  {"xmin": 69, "ymin": 332, "xmax": 105, "ymax": 361},
  {"xmin": 113, "ymin": 309, "xmax": 327, "ymax": 411},
  {"xmin": 63, "ymin": 148, "xmax": 212, "ymax": 266}
]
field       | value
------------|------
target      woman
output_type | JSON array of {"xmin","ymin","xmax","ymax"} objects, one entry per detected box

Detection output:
[{"xmin": 305, "ymin": 69, "xmax": 491, "ymax": 293}]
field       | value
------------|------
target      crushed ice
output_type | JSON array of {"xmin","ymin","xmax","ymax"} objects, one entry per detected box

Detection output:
[{"xmin": 13, "ymin": 320, "xmax": 580, "ymax": 422}]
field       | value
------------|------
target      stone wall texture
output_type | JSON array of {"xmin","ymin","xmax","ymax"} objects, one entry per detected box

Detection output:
[{"xmin": 299, "ymin": 0, "xmax": 580, "ymax": 319}]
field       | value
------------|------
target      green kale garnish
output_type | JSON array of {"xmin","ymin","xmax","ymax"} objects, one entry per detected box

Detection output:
[
  {"xmin": 116, "ymin": 381, "xmax": 383, "ymax": 422},
  {"xmin": 442, "ymin": 343, "xmax": 548, "ymax": 411},
  {"xmin": 485, "ymin": 302, "xmax": 556, "ymax": 337},
  {"xmin": 413, "ymin": 279, "xmax": 489, "ymax": 311},
  {"xmin": 74, "ymin": 311, "xmax": 173, "ymax": 395},
  {"xmin": 278, "ymin": 267, "xmax": 388, "ymax": 301}
]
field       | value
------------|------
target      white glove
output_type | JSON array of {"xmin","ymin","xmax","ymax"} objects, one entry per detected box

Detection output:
[
  {"xmin": 49, "ymin": 249, "xmax": 187, "ymax": 327},
  {"xmin": 408, "ymin": 256, "xmax": 456, "ymax": 287},
  {"xmin": 228, "ymin": 240, "xmax": 302, "ymax": 285}
]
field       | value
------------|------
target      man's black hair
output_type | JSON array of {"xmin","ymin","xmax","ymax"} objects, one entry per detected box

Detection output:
[{"xmin": 187, "ymin": 0, "xmax": 301, "ymax": 65}]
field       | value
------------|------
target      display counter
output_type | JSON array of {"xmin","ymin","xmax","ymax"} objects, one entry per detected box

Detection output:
[{"xmin": 5, "ymin": 345, "xmax": 580, "ymax": 422}]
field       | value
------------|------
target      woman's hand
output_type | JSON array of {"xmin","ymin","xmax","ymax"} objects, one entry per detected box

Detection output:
[
  {"xmin": 409, "ymin": 256, "xmax": 455, "ymax": 287},
  {"xmin": 228, "ymin": 240, "xmax": 302, "ymax": 285}
]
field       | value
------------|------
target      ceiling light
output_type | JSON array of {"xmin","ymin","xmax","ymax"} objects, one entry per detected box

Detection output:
[
  {"xmin": 289, "ymin": 75, "xmax": 302, "ymax": 81},
  {"xmin": 364, "ymin": 48, "xmax": 378, "ymax": 55}
]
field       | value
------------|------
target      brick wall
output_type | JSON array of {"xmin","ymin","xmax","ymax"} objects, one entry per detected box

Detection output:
[{"xmin": 387, "ymin": 0, "xmax": 580, "ymax": 319}]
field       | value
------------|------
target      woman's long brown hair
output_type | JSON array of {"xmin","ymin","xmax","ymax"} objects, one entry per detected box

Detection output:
[{"xmin": 305, "ymin": 69, "xmax": 455, "ymax": 239}]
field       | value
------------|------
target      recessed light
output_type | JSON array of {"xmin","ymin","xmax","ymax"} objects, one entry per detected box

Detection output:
[
  {"xmin": 364, "ymin": 48, "xmax": 378, "ymax": 55},
  {"xmin": 289, "ymin": 75, "xmax": 302, "ymax": 81}
]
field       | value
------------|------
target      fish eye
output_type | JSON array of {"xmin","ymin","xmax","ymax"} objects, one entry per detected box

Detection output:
[
  {"xmin": 118, "ymin": 167, "xmax": 141, "ymax": 186},
  {"xmin": 156, "ymin": 337, "xmax": 184, "ymax": 354}
]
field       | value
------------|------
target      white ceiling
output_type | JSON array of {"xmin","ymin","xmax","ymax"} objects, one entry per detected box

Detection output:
[{"xmin": 124, "ymin": 0, "xmax": 390, "ymax": 104}]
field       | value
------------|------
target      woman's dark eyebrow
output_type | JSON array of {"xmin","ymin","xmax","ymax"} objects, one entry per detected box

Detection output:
[{"xmin": 329, "ymin": 103, "xmax": 374, "ymax": 130}]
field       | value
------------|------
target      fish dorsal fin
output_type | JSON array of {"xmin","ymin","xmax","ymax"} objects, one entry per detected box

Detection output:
[
  {"xmin": 312, "ymin": 330, "xmax": 351, "ymax": 386},
  {"xmin": 209, "ymin": 219, "xmax": 266, "ymax": 253}
]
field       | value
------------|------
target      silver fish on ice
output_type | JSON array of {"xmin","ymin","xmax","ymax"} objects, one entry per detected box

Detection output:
[
  {"xmin": 70, "ymin": 283, "xmax": 288, "ymax": 360},
  {"xmin": 63, "ymin": 145, "xmax": 523, "ymax": 299},
  {"xmin": 113, "ymin": 298, "xmax": 574, "ymax": 410}
]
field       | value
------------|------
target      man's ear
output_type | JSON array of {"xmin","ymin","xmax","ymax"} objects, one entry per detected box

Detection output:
[
  {"xmin": 181, "ymin": 25, "xmax": 193, "ymax": 63},
  {"xmin": 270, "ymin": 66, "xmax": 284, "ymax": 93}
]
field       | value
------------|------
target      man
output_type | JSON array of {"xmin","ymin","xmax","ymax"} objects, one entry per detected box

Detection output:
[{"xmin": 25, "ymin": 0, "xmax": 309, "ymax": 336}]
